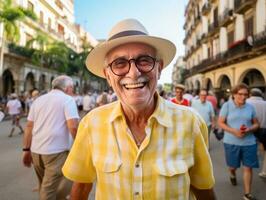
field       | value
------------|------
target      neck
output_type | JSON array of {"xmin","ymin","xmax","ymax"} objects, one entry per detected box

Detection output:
[
  {"xmin": 122, "ymin": 95, "xmax": 157, "ymax": 126},
  {"xmin": 233, "ymin": 100, "xmax": 244, "ymax": 107}
]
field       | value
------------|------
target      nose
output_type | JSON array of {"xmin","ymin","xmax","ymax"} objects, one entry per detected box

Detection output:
[{"xmin": 127, "ymin": 60, "xmax": 141, "ymax": 78}]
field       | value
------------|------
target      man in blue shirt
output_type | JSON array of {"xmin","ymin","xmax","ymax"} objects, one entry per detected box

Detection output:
[{"xmin": 191, "ymin": 89, "xmax": 215, "ymax": 145}]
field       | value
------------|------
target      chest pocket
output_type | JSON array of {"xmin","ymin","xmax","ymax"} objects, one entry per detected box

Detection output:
[
  {"xmin": 94, "ymin": 156, "xmax": 122, "ymax": 173},
  {"xmin": 153, "ymin": 159, "xmax": 190, "ymax": 198},
  {"xmin": 154, "ymin": 159, "xmax": 188, "ymax": 176}
]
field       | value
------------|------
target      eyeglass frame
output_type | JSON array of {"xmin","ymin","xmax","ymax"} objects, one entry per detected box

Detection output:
[{"xmin": 107, "ymin": 55, "xmax": 158, "ymax": 76}]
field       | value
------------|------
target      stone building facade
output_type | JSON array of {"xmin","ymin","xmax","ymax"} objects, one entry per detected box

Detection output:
[{"xmin": 183, "ymin": 0, "xmax": 266, "ymax": 99}]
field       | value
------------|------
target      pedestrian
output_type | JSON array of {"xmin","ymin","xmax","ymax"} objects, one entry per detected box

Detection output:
[
  {"xmin": 6, "ymin": 93, "xmax": 24, "ymax": 137},
  {"xmin": 171, "ymin": 84, "xmax": 190, "ymax": 106},
  {"xmin": 96, "ymin": 91, "xmax": 108, "ymax": 106},
  {"xmin": 82, "ymin": 91, "xmax": 96, "ymax": 113},
  {"xmin": 218, "ymin": 83, "xmax": 259, "ymax": 200},
  {"xmin": 62, "ymin": 18, "xmax": 216, "ymax": 200},
  {"xmin": 247, "ymin": 88, "xmax": 266, "ymax": 178},
  {"xmin": 22, "ymin": 75, "xmax": 79, "ymax": 200},
  {"xmin": 191, "ymin": 89, "xmax": 216, "ymax": 146},
  {"xmin": 207, "ymin": 90, "xmax": 218, "ymax": 114}
]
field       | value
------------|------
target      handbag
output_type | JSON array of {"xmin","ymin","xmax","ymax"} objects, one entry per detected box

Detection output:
[{"xmin": 213, "ymin": 128, "xmax": 224, "ymax": 141}]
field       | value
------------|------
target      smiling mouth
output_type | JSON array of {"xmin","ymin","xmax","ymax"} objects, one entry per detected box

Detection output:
[{"xmin": 123, "ymin": 81, "xmax": 148, "ymax": 89}]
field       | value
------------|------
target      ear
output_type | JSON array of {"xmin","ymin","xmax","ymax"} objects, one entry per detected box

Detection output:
[
  {"xmin": 103, "ymin": 68, "xmax": 111, "ymax": 86},
  {"xmin": 157, "ymin": 60, "xmax": 163, "ymax": 79}
]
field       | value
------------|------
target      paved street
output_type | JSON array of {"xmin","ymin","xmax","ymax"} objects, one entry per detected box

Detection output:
[{"xmin": 0, "ymin": 118, "xmax": 265, "ymax": 200}]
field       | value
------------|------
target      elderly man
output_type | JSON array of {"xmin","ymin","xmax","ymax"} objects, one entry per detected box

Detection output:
[
  {"xmin": 171, "ymin": 84, "xmax": 190, "ymax": 106},
  {"xmin": 22, "ymin": 75, "xmax": 79, "ymax": 200},
  {"xmin": 63, "ymin": 19, "xmax": 215, "ymax": 200},
  {"xmin": 192, "ymin": 89, "xmax": 216, "ymax": 145}
]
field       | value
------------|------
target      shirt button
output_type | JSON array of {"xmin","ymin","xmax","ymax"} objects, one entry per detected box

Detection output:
[
  {"xmin": 135, "ymin": 192, "xmax": 139, "ymax": 196},
  {"xmin": 135, "ymin": 164, "xmax": 140, "ymax": 168}
]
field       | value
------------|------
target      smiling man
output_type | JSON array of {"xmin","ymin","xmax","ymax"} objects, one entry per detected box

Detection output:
[{"xmin": 62, "ymin": 19, "xmax": 216, "ymax": 200}]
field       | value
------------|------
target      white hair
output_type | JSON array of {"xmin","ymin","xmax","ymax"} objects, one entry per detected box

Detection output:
[{"xmin": 52, "ymin": 75, "xmax": 73, "ymax": 91}]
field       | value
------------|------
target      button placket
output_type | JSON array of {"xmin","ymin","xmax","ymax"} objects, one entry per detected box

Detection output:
[{"xmin": 133, "ymin": 160, "xmax": 142, "ymax": 199}]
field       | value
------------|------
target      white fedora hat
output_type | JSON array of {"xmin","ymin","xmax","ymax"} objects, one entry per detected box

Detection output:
[{"xmin": 86, "ymin": 18, "xmax": 176, "ymax": 78}]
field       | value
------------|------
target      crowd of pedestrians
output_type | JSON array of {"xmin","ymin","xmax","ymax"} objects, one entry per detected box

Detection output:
[
  {"xmin": 1, "ymin": 78, "xmax": 266, "ymax": 200},
  {"xmin": 0, "ymin": 19, "xmax": 265, "ymax": 200}
]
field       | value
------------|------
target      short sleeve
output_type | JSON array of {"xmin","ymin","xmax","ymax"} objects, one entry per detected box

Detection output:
[
  {"xmin": 189, "ymin": 115, "xmax": 215, "ymax": 189},
  {"xmin": 62, "ymin": 118, "xmax": 96, "ymax": 183},
  {"xmin": 219, "ymin": 102, "xmax": 228, "ymax": 118},
  {"xmin": 27, "ymin": 104, "xmax": 35, "ymax": 121},
  {"xmin": 209, "ymin": 102, "xmax": 215, "ymax": 117},
  {"xmin": 64, "ymin": 98, "xmax": 79, "ymax": 120}
]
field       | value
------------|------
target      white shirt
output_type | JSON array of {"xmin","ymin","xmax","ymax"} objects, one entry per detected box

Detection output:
[
  {"xmin": 28, "ymin": 89, "xmax": 79, "ymax": 154},
  {"xmin": 83, "ymin": 94, "xmax": 95, "ymax": 111},
  {"xmin": 247, "ymin": 96, "xmax": 266, "ymax": 128},
  {"xmin": 7, "ymin": 99, "xmax": 21, "ymax": 115}
]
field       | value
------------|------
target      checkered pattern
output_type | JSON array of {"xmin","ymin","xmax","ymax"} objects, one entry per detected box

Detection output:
[{"xmin": 62, "ymin": 95, "xmax": 214, "ymax": 200}]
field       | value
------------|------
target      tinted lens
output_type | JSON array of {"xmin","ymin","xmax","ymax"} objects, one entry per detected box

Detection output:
[
  {"xmin": 136, "ymin": 56, "xmax": 155, "ymax": 72},
  {"xmin": 110, "ymin": 58, "xmax": 129, "ymax": 75}
]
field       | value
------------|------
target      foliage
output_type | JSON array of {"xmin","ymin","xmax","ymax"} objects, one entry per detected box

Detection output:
[
  {"xmin": 8, "ymin": 43, "xmax": 34, "ymax": 58},
  {"xmin": 163, "ymin": 83, "xmax": 173, "ymax": 93},
  {"xmin": 0, "ymin": 0, "xmax": 37, "ymax": 42}
]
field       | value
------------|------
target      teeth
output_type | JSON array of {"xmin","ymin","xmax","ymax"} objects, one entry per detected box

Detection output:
[{"xmin": 124, "ymin": 82, "xmax": 145, "ymax": 89}]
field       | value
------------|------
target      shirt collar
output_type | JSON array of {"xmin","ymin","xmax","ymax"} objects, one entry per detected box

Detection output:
[
  {"xmin": 229, "ymin": 99, "xmax": 247, "ymax": 108},
  {"xmin": 150, "ymin": 93, "xmax": 173, "ymax": 127},
  {"xmin": 108, "ymin": 92, "xmax": 172, "ymax": 127}
]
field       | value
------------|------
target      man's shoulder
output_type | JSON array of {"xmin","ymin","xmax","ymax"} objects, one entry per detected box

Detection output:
[{"xmin": 162, "ymin": 99, "xmax": 197, "ymax": 117}]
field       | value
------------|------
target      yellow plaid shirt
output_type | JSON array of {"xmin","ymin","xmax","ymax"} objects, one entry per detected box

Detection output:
[{"xmin": 62, "ymin": 95, "xmax": 215, "ymax": 200}]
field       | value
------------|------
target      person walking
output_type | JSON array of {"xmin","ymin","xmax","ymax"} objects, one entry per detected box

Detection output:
[
  {"xmin": 247, "ymin": 88, "xmax": 266, "ymax": 178},
  {"xmin": 218, "ymin": 83, "xmax": 259, "ymax": 200},
  {"xmin": 6, "ymin": 93, "xmax": 24, "ymax": 137},
  {"xmin": 62, "ymin": 18, "xmax": 216, "ymax": 200},
  {"xmin": 191, "ymin": 89, "xmax": 216, "ymax": 145},
  {"xmin": 82, "ymin": 92, "xmax": 96, "ymax": 113},
  {"xmin": 171, "ymin": 84, "xmax": 190, "ymax": 106},
  {"xmin": 22, "ymin": 75, "xmax": 79, "ymax": 200}
]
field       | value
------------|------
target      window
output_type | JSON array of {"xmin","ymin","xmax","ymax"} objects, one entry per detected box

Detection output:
[
  {"xmin": 58, "ymin": 24, "xmax": 64, "ymax": 36},
  {"xmin": 214, "ymin": 7, "xmax": 219, "ymax": 27},
  {"xmin": 39, "ymin": 11, "xmax": 44, "ymax": 25},
  {"xmin": 26, "ymin": 33, "xmax": 33, "ymax": 47},
  {"xmin": 245, "ymin": 17, "xmax": 253, "ymax": 37},
  {"xmin": 28, "ymin": 1, "xmax": 34, "ymax": 12},
  {"xmin": 227, "ymin": 30, "xmax": 234, "ymax": 47},
  {"xmin": 48, "ymin": 18, "xmax": 52, "ymax": 30},
  {"xmin": 55, "ymin": 0, "xmax": 63, "ymax": 10}
]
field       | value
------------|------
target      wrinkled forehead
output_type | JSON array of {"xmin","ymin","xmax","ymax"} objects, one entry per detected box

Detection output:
[{"xmin": 106, "ymin": 42, "xmax": 156, "ymax": 60}]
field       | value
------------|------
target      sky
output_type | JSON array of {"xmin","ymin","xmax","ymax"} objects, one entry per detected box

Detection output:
[{"xmin": 74, "ymin": 0, "xmax": 187, "ymax": 84}]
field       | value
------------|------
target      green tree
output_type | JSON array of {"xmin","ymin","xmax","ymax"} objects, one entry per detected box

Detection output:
[
  {"xmin": 26, "ymin": 30, "xmax": 50, "ymax": 67},
  {"xmin": 0, "ymin": 0, "xmax": 37, "ymax": 75}
]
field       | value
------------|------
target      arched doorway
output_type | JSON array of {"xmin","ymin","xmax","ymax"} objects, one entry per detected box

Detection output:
[
  {"xmin": 206, "ymin": 79, "xmax": 213, "ymax": 91},
  {"xmin": 2, "ymin": 69, "xmax": 15, "ymax": 96},
  {"xmin": 194, "ymin": 80, "xmax": 201, "ymax": 95},
  {"xmin": 39, "ymin": 74, "xmax": 46, "ymax": 91},
  {"xmin": 218, "ymin": 75, "xmax": 231, "ymax": 101},
  {"xmin": 25, "ymin": 72, "xmax": 35, "ymax": 92},
  {"xmin": 241, "ymin": 69, "xmax": 265, "ymax": 93}
]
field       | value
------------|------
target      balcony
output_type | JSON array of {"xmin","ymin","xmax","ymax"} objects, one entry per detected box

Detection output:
[
  {"xmin": 201, "ymin": 33, "xmax": 208, "ymax": 43},
  {"xmin": 208, "ymin": 21, "xmax": 219, "ymax": 37},
  {"xmin": 219, "ymin": 9, "xmax": 234, "ymax": 27},
  {"xmin": 195, "ymin": 15, "xmax": 202, "ymax": 26},
  {"xmin": 187, "ymin": 38, "xmax": 253, "ymax": 76},
  {"xmin": 253, "ymin": 29, "xmax": 266, "ymax": 51},
  {"xmin": 202, "ymin": 2, "xmax": 211, "ymax": 15},
  {"xmin": 234, "ymin": 0, "xmax": 257, "ymax": 14}
]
